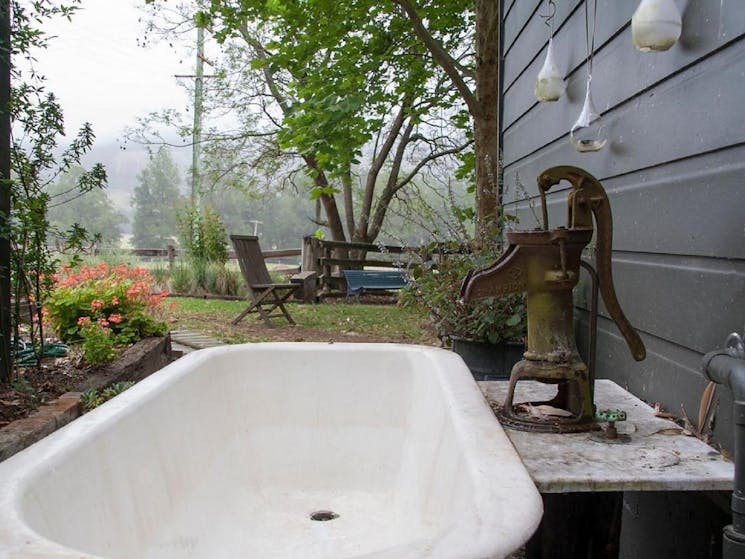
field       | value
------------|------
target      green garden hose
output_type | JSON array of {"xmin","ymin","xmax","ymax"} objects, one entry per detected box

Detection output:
[{"xmin": 14, "ymin": 342, "xmax": 69, "ymax": 366}]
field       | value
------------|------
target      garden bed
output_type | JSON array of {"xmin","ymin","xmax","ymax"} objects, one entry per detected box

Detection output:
[{"xmin": 0, "ymin": 335, "xmax": 176, "ymax": 462}]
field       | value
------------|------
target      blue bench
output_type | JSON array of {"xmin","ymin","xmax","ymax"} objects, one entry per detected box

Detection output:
[{"xmin": 343, "ymin": 269, "xmax": 408, "ymax": 302}]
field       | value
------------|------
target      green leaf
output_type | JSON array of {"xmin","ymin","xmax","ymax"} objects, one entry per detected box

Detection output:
[
  {"xmin": 506, "ymin": 314, "xmax": 522, "ymax": 327},
  {"xmin": 194, "ymin": 11, "xmax": 212, "ymax": 28}
]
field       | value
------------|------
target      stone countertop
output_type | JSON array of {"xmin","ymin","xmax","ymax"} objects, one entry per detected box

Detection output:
[{"xmin": 478, "ymin": 379, "xmax": 734, "ymax": 494}]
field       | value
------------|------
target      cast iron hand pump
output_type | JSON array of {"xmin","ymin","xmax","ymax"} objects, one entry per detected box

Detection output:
[{"xmin": 461, "ymin": 166, "xmax": 646, "ymax": 432}]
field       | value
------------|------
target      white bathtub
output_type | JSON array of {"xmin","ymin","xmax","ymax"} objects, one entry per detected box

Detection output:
[{"xmin": 0, "ymin": 343, "xmax": 542, "ymax": 559}]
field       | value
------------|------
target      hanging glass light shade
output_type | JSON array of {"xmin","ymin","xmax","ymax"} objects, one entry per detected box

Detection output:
[
  {"xmin": 570, "ymin": 76, "xmax": 607, "ymax": 153},
  {"xmin": 534, "ymin": 38, "xmax": 565, "ymax": 102},
  {"xmin": 631, "ymin": 0, "xmax": 682, "ymax": 52},
  {"xmin": 570, "ymin": 0, "xmax": 606, "ymax": 153}
]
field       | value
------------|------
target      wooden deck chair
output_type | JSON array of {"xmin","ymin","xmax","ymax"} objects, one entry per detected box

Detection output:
[{"xmin": 230, "ymin": 235, "xmax": 297, "ymax": 327}]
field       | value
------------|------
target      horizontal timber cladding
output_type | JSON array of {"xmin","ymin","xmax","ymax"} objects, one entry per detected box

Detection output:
[
  {"xmin": 503, "ymin": 36, "xmax": 745, "ymax": 178},
  {"xmin": 499, "ymin": 0, "xmax": 745, "ymax": 453},
  {"xmin": 506, "ymin": 145, "xmax": 745, "ymax": 260},
  {"xmin": 503, "ymin": 0, "xmax": 543, "ymax": 56},
  {"xmin": 576, "ymin": 316, "xmax": 735, "ymax": 449},
  {"xmin": 503, "ymin": 0, "xmax": 745, "ymax": 132},
  {"xmin": 575, "ymin": 253, "xmax": 745, "ymax": 356}
]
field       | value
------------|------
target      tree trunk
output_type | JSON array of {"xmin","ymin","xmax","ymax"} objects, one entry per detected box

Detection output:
[
  {"xmin": 473, "ymin": 0, "xmax": 501, "ymax": 241},
  {"xmin": 0, "ymin": 0, "xmax": 11, "ymax": 383},
  {"xmin": 394, "ymin": 0, "xmax": 502, "ymax": 242},
  {"xmin": 303, "ymin": 154, "xmax": 347, "ymax": 241},
  {"xmin": 241, "ymin": 29, "xmax": 348, "ymax": 243}
]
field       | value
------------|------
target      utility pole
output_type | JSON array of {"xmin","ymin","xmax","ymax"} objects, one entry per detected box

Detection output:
[
  {"xmin": 175, "ymin": 22, "xmax": 213, "ymax": 250},
  {"xmin": 191, "ymin": 24, "xmax": 204, "ymax": 210},
  {"xmin": 0, "ymin": 0, "xmax": 11, "ymax": 383},
  {"xmin": 248, "ymin": 220, "xmax": 262, "ymax": 236}
]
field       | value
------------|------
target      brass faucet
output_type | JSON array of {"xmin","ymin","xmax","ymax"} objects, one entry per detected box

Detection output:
[{"xmin": 461, "ymin": 166, "xmax": 645, "ymax": 432}]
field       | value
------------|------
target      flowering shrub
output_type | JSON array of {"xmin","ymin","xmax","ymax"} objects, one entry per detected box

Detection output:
[
  {"xmin": 77, "ymin": 318, "xmax": 117, "ymax": 364},
  {"xmin": 45, "ymin": 263, "xmax": 168, "ymax": 347}
]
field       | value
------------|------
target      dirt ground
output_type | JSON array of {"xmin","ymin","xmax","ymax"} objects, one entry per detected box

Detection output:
[
  {"xmin": 0, "ymin": 356, "xmax": 91, "ymax": 428},
  {"xmin": 172, "ymin": 294, "xmax": 441, "ymax": 347},
  {"xmin": 188, "ymin": 315, "xmax": 440, "ymax": 346}
]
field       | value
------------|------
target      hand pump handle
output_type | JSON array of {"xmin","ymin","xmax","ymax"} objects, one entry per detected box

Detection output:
[{"xmin": 537, "ymin": 166, "xmax": 646, "ymax": 362}]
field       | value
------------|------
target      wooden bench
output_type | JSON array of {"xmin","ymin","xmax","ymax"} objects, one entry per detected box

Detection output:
[{"xmin": 343, "ymin": 269, "xmax": 408, "ymax": 302}]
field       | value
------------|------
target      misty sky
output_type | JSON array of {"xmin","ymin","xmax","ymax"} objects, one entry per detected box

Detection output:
[{"xmin": 35, "ymin": 1, "xmax": 190, "ymax": 142}]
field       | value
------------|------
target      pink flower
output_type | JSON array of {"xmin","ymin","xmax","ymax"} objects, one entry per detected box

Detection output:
[
  {"xmin": 98, "ymin": 318, "xmax": 110, "ymax": 327},
  {"xmin": 108, "ymin": 313, "xmax": 122, "ymax": 324},
  {"xmin": 90, "ymin": 299, "xmax": 105, "ymax": 311},
  {"xmin": 77, "ymin": 316, "xmax": 91, "ymax": 326},
  {"xmin": 111, "ymin": 296, "xmax": 119, "ymax": 306}
]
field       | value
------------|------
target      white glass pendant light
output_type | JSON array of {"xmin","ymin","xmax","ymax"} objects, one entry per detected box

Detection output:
[
  {"xmin": 570, "ymin": 76, "xmax": 606, "ymax": 152},
  {"xmin": 535, "ymin": 38, "xmax": 565, "ymax": 102},
  {"xmin": 534, "ymin": 1, "xmax": 565, "ymax": 102},
  {"xmin": 632, "ymin": 0, "xmax": 682, "ymax": 52},
  {"xmin": 570, "ymin": 0, "xmax": 606, "ymax": 153}
]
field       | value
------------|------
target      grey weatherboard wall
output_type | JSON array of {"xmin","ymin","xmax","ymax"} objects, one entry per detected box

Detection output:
[
  {"xmin": 500, "ymin": 0, "xmax": 744, "ymax": 448},
  {"xmin": 499, "ymin": 2, "xmax": 744, "ymax": 556}
]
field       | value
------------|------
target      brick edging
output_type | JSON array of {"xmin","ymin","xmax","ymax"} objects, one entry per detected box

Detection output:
[{"xmin": 0, "ymin": 334, "xmax": 177, "ymax": 463}]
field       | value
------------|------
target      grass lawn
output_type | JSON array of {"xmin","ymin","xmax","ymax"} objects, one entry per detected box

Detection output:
[{"xmin": 166, "ymin": 297, "xmax": 440, "ymax": 346}]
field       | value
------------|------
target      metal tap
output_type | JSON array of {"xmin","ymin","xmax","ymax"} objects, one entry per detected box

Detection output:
[{"xmin": 702, "ymin": 328, "xmax": 745, "ymax": 558}]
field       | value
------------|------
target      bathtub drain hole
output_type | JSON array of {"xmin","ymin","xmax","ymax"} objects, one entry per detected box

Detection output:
[{"xmin": 310, "ymin": 510, "xmax": 339, "ymax": 521}]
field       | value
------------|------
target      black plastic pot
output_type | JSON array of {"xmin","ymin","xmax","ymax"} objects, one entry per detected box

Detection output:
[{"xmin": 451, "ymin": 337, "xmax": 525, "ymax": 381}]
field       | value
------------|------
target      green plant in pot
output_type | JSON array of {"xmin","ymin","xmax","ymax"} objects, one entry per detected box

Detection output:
[{"xmin": 402, "ymin": 245, "xmax": 527, "ymax": 380}]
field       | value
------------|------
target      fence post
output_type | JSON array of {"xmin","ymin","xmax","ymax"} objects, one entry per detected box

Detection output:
[
  {"xmin": 301, "ymin": 236, "xmax": 321, "ymax": 274},
  {"xmin": 167, "ymin": 245, "xmax": 176, "ymax": 271}
]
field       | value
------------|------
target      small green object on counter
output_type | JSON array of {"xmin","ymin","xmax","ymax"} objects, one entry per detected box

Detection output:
[{"xmin": 596, "ymin": 409, "xmax": 627, "ymax": 423}]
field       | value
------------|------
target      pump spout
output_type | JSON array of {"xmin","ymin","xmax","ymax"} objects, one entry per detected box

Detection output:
[{"xmin": 460, "ymin": 244, "xmax": 525, "ymax": 304}]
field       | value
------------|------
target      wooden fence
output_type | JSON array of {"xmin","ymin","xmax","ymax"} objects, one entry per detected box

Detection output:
[
  {"xmin": 301, "ymin": 236, "xmax": 464, "ymax": 295},
  {"xmin": 109, "ymin": 246, "xmax": 302, "ymax": 270},
  {"xmin": 117, "ymin": 236, "xmax": 466, "ymax": 298}
]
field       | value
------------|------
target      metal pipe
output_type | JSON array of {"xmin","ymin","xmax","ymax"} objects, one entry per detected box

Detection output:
[
  {"xmin": 580, "ymin": 260, "xmax": 598, "ymax": 400},
  {"xmin": 701, "ymin": 349, "xmax": 745, "ymax": 557}
]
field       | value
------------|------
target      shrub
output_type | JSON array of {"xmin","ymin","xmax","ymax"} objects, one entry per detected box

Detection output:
[
  {"xmin": 77, "ymin": 318, "xmax": 117, "ymax": 364},
  {"xmin": 168, "ymin": 260, "xmax": 244, "ymax": 297},
  {"xmin": 169, "ymin": 263, "xmax": 194, "ymax": 294},
  {"xmin": 177, "ymin": 205, "xmax": 228, "ymax": 264},
  {"xmin": 45, "ymin": 263, "xmax": 168, "ymax": 345},
  {"xmin": 401, "ymin": 249, "xmax": 526, "ymax": 345},
  {"xmin": 81, "ymin": 381, "xmax": 135, "ymax": 410},
  {"xmin": 190, "ymin": 257, "xmax": 209, "ymax": 293},
  {"xmin": 206, "ymin": 262, "xmax": 243, "ymax": 297},
  {"xmin": 149, "ymin": 263, "xmax": 170, "ymax": 290}
]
